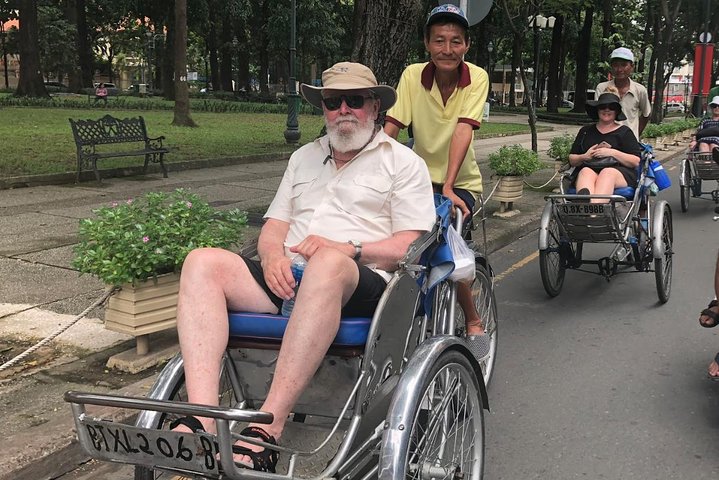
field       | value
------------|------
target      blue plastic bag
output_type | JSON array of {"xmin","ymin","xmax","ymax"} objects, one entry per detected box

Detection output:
[{"xmin": 649, "ymin": 160, "xmax": 671, "ymax": 191}]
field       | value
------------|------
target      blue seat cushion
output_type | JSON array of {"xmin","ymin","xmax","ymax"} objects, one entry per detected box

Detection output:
[
  {"xmin": 227, "ymin": 312, "xmax": 372, "ymax": 347},
  {"xmin": 566, "ymin": 186, "xmax": 635, "ymax": 199}
]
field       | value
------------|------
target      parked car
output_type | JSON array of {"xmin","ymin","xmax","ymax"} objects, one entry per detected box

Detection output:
[{"xmin": 666, "ymin": 102, "xmax": 685, "ymax": 113}]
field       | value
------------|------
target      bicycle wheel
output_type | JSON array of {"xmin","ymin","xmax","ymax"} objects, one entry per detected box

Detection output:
[
  {"xmin": 539, "ymin": 214, "xmax": 565, "ymax": 297},
  {"xmin": 455, "ymin": 263, "xmax": 498, "ymax": 387},
  {"xmin": 654, "ymin": 204, "xmax": 673, "ymax": 304},
  {"xmin": 680, "ymin": 163, "xmax": 691, "ymax": 212},
  {"xmin": 396, "ymin": 351, "xmax": 484, "ymax": 479},
  {"xmin": 134, "ymin": 355, "xmax": 242, "ymax": 480}
]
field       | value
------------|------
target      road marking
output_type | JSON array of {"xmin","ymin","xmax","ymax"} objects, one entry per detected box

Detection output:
[{"xmin": 495, "ymin": 251, "xmax": 539, "ymax": 282}]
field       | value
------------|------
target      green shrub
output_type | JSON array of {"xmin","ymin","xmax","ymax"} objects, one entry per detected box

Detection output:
[
  {"xmin": 547, "ymin": 133, "xmax": 573, "ymax": 164},
  {"xmin": 72, "ymin": 189, "xmax": 248, "ymax": 286},
  {"xmin": 488, "ymin": 144, "xmax": 543, "ymax": 176}
]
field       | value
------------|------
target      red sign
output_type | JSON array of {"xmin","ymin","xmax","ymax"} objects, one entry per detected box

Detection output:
[{"xmin": 692, "ymin": 43, "xmax": 714, "ymax": 95}]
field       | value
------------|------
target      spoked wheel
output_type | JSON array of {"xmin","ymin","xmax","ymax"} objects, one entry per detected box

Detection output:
[
  {"xmin": 680, "ymin": 163, "xmax": 691, "ymax": 212},
  {"xmin": 404, "ymin": 351, "xmax": 484, "ymax": 480},
  {"xmin": 539, "ymin": 214, "xmax": 566, "ymax": 297},
  {"xmin": 455, "ymin": 262, "xmax": 498, "ymax": 387},
  {"xmin": 654, "ymin": 204, "xmax": 673, "ymax": 304},
  {"xmin": 134, "ymin": 355, "xmax": 242, "ymax": 480}
]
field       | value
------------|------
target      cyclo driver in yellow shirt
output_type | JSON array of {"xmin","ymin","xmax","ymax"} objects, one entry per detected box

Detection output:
[{"xmin": 384, "ymin": 3, "xmax": 490, "ymax": 360}]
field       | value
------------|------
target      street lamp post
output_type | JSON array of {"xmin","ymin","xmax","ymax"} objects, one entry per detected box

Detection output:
[
  {"xmin": 529, "ymin": 14, "xmax": 555, "ymax": 107},
  {"xmin": 284, "ymin": 0, "xmax": 301, "ymax": 144},
  {"xmin": 486, "ymin": 40, "xmax": 493, "ymax": 72},
  {"xmin": 146, "ymin": 32, "xmax": 164, "ymax": 93}
]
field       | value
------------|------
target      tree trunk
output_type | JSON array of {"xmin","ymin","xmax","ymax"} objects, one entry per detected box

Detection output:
[
  {"xmin": 351, "ymin": 0, "xmax": 423, "ymax": 85},
  {"xmin": 218, "ymin": 17, "xmax": 232, "ymax": 91},
  {"xmin": 571, "ymin": 8, "xmax": 593, "ymax": 113},
  {"xmin": 545, "ymin": 15, "xmax": 564, "ymax": 113},
  {"xmin": 509, "ymin": 32, "xmax": 521, "ymax": 107},
  {"xmin": 76, "ymin": 0, "xmax": 93, "ymax": 90},
  {"xmin": 172, "ymin": 0, "xmax": 197, "ymax": 127},
  {"xmin": 1, "ymin": 22, "xmax": 9, "ymax": 89},
  {"xmin": 16, "ymin": 0, "xmax": 48, "ymax": 97},
  {"xmin": 163, "ymin": 16, "xmax": 175, "ymax": 100},
  {"xmin": 207, "ymin": 23, "xmax": 220, "ymax": 91}
]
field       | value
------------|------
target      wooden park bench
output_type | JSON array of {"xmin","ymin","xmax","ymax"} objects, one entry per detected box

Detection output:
[{"xmin": 69, "ymin": 114, "xmax": 169, "ymax": 182}]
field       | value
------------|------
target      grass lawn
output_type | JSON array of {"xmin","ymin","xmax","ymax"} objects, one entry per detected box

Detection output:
[{"xmin": 0, "ymin": 105, "xmax": 531, "ymax": 177}]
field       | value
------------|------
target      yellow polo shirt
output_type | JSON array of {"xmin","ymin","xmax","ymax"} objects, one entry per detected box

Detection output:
[{"xmin": 386, "ymin": 61, "xmax": 488, "ymax": 195}]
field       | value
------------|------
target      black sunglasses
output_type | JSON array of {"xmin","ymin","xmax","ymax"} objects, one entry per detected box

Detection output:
[
  {"xmin": 322, "ymin": 94, "xmax": 373, "ymax": 111},
  {"xmin": 597, "ymin": 104, "xmax": 619, "ymax": 111}
]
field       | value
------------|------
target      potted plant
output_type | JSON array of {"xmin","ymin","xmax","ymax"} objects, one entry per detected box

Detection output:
[
  {"xmin": 547, "ymin": 133, "xmax": 573, "ymax": 172},
  {"xmin": 488, "ymin": 144, "xmax": 543, "ymax": 210},
  {"xmin": 73, "ymin": 189, "xmax": 247, "ymax": 352}
]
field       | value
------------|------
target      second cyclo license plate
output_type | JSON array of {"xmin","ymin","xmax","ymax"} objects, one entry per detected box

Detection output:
[
  {"xmin": 560, "ymin": 204, "xmax": 606, "ymax": 215},
  {"xmin": 78, "ymin": 418, "xmax": 220, "ymax": 475}
]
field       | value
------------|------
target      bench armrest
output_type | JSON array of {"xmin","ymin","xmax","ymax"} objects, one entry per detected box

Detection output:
[{"xmin": 146, "ymin": 136, "xmax": 165, "ymax": 149}]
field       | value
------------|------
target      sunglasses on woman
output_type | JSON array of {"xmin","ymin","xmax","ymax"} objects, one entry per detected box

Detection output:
[
  {"xmin": 322, "ymin": 94, "xmax": 374, "ymax": 111},
  {"xmin": 597, "ymin": 104, "xmax": 619, "ymax": 111}
]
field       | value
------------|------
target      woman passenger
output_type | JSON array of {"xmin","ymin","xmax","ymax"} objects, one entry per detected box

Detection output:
[
  {"xmin": 689, "ymin": 95, "xmax": 719, "ymax": 152},
  {"xmin": 568, "ymin": 88, "xmax": 642, "ymax": 203}
]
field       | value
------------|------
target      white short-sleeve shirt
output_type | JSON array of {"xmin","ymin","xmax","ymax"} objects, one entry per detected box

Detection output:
[{"xmin": 264, "ymin": 130, "xmax": 436, "ymax": 280}]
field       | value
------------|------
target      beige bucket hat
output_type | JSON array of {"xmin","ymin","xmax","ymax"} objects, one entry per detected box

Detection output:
[{"xmin": 300, "ymin": 62, "xmax": 397, "ymax": 112}]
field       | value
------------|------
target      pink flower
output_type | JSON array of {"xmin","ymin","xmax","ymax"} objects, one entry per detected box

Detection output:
[
  {"xmin": 110, "ymin": 201, "xmax": 118, "ymax": 208},
  {"xmin": 142, "ymin": 236, "xmax": 150, "ymax": 243},
  {"xmin": 127, "ymin": 199, "xmax": 133, "ymax": 205},
  {"xmin": 186, "ymin": 201, "xmax": 193, "ymax": 208}
]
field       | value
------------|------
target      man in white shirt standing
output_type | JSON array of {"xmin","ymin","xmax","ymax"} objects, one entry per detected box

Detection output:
[
  {"xmin": 596, "ymin": 47, "xmax": 652, "ymax": 139},
  {"xmin": 170, "ymin": 62, "xmax": 436, "ymax": 473}
]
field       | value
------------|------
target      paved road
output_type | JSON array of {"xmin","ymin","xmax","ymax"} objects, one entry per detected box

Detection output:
[{"xmin": 484, "ymin": 156, "xmax": 719, "ymax": 479}]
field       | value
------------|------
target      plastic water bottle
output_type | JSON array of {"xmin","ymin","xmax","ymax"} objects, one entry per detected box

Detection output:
[{"xmin": 281, "ymin": 256, "xmax": 307, "ymax": 316}]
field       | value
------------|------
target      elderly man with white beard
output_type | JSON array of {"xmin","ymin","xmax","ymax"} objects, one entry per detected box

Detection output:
[{"xmin": 170, "ymin": 62, "xmax": 436, "ymax": 473}]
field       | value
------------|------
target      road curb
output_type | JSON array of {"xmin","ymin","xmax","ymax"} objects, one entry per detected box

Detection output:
[{"xmin": 0, "ymin": 151, "xmax": 292, "ymax": 190}]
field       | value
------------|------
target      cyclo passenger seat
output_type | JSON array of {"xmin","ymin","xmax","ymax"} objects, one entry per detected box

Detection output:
[{"xmin": 226, "ymin": 312, "xmax": 372, "ymax": 351}]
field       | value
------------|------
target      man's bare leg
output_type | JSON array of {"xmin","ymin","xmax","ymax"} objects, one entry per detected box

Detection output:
[
  {"xmin": 234, "ymin": 248, "xmax": 360, "ymax": 464},
  {"xmin": 458, "ymin": 282, "xmax": 483, "ymax": 335},
  {"xmin": 175, "ymin": 247, "xmax": 278, "ymax": 433}
]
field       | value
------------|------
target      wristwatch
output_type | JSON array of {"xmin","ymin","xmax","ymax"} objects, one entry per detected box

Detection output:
[{"xmin": 348, "ymin": 240, "xmax": 362, "ymax": 261}]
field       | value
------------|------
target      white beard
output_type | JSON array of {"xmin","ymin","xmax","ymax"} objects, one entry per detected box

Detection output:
[{"xmin": 325, "ymin": 115, "xmax": 377, "ymax": 153}]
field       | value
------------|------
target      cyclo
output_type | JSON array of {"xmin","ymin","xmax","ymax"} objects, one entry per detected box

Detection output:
[
  {"xmin": 679, "ymin": 150, "xmax": 719, "ymax": 212},
  {"xmin": 538, "ymin": 145, "xmax": 673, "ymax": 303},
  {"xmin": 64, "ymin": 195, "xmax": 498, "ymax": 480}
]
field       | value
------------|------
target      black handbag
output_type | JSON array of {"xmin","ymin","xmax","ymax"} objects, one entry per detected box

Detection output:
[
  {"xmin": 695, "ymin": 126, "xmax": 719, "ymax": 139},
  {"xmin": 585, "ymin": 156, "xmax": 619, "ymax": 168}
]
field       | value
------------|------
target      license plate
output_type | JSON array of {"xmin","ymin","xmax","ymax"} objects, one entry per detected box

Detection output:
[
  {"xmin": 77, "ymin": 418, "xmax": 219, "ymax": 475},
  {"xmin": 560, "ymin": 204, "xmax": 606, "ymax": 215}
]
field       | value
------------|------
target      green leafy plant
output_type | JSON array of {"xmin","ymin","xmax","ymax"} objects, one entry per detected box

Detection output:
[
  {"xmin": 547, "ymin": 133, "xmax": 573, "ymax": 164},
  {"xmin": 488, "ymin": 144, "xmax": 544, "ymax": 176},
  {"xmin": 73, "ymin": 189, "xmax": 248, "ymax": 286}
]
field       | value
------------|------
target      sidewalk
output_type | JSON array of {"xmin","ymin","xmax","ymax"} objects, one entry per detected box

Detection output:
[{"xmin": 0, "ymin": 115, "xmax": 688, "ymax": 478}]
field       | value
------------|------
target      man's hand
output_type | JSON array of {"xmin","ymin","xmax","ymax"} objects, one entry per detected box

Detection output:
[
  {"xmin": 442, "ymin": 188, "xmax": 471, "ymax": 218},
  {"xmin": 289, "ymin": 235, "xmax": 354, "ymax": 260},
  {"xmin": 261, "ymin": 254, "xmax": 295, "ymax": 300}
]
